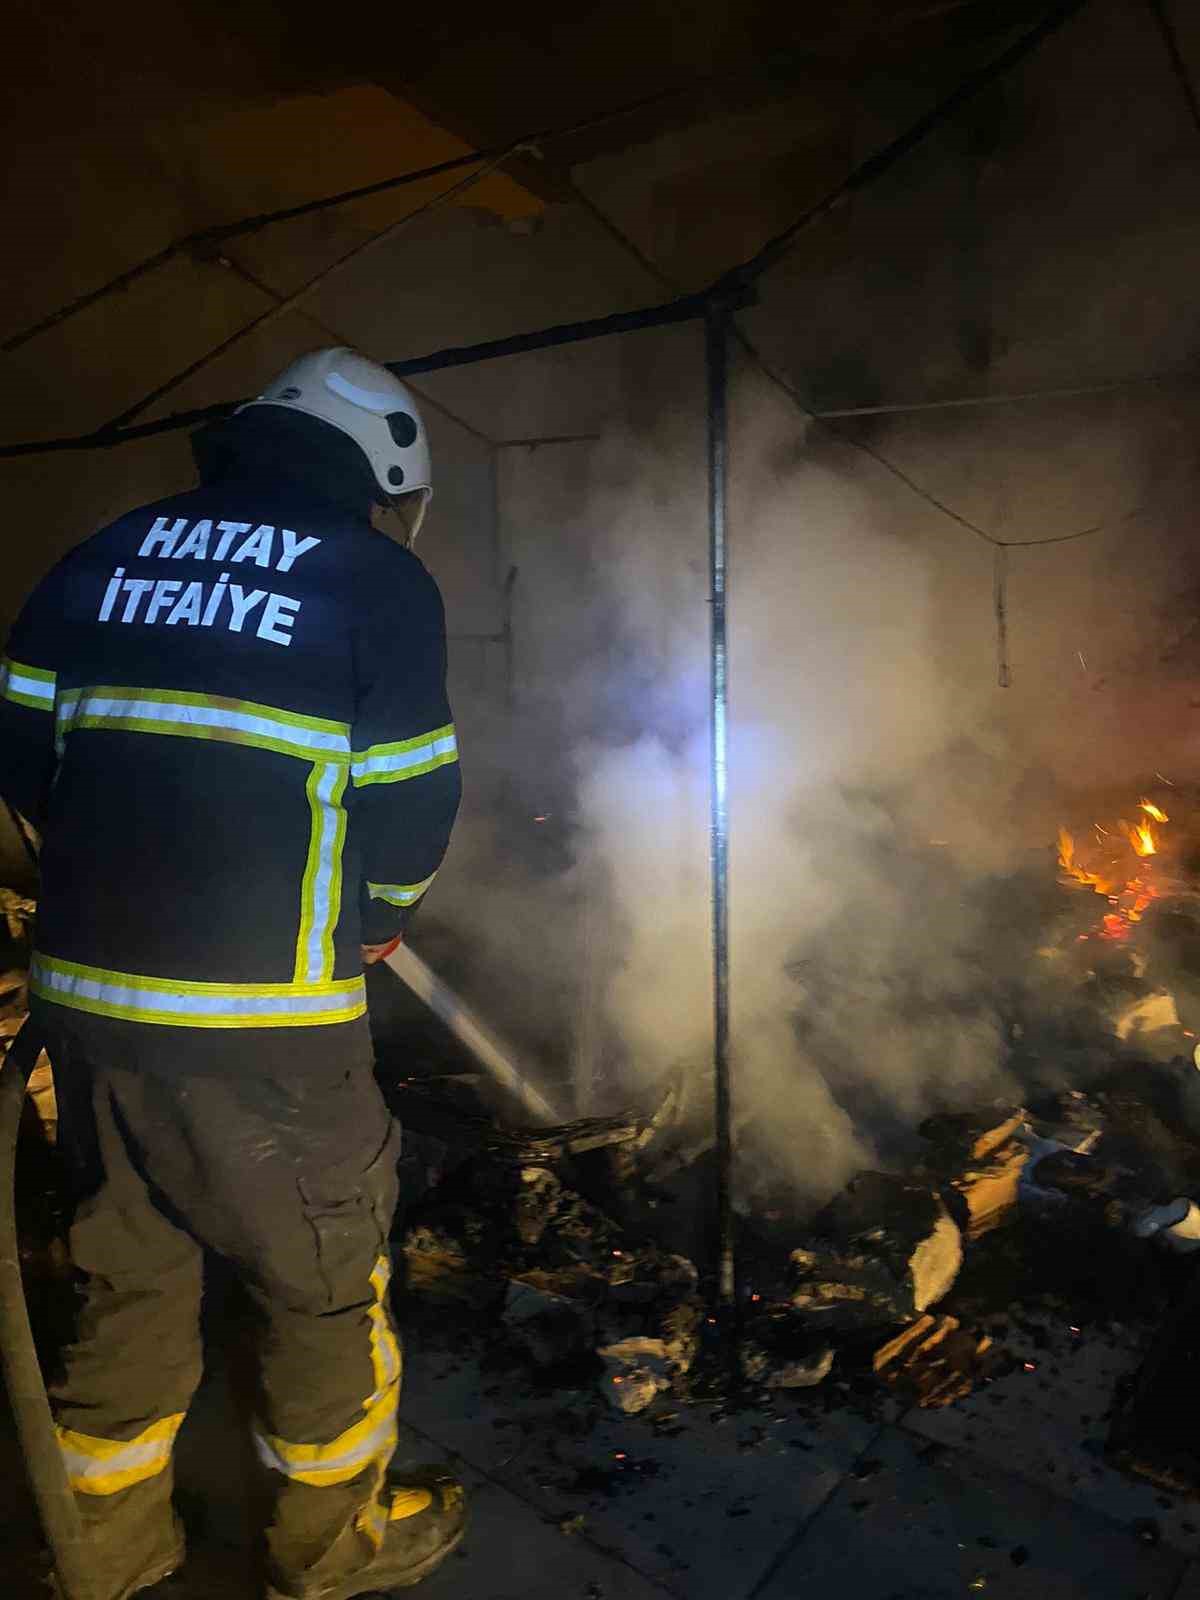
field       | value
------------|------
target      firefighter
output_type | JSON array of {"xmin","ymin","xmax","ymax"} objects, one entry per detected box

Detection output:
[{"xmin": 0, "ymin": 348, "xmax": 465, "ymax": 1600}]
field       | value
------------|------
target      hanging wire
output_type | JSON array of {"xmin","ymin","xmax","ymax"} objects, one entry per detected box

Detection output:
[
  {"xmin": 2, "ymin": 2, "xmax": 1091, "ymax": 367},
  {"xmin": 994, "ymin": 545, "xmax": 1012, "ymax": 688},
  {"xmin": 0, "ymin": 291, "xmax": 723, "ymax": 459},
  {"xmin": 1, "ymin": 79, "xmax": 708, "ymax": 359},
  {"xmin": 218, "ymin": 257, "xmax": 497, "ymax": 446},
  {"xmin": 736, "ymin": 328, "xmax": 1143, "ymax": 684},
  {"xmin": 107, "ymin": 145, "xmax": 526, "ymax": 432},
  {"xmin": 567, "ymin": 174, "xmax": 1155, "ymax": 696},
  {"xmin": 709, "ymin": 0, "xmax": 1093, "ymax": 296},
  {"xmin": 0, "ymin": 0, "xmax": 1096, "ymax": 459},
  {"xmin": 570, "ymin": 176, "xmax": 1141, "ymax": 555},
  {"xmin": 812, "ymin": 368, "xmax": 1200, "ymax": 417}
]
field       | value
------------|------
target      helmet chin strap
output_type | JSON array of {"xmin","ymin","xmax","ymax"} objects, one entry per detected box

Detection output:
[{"xmin": 372, "ymin": 489, "xmax": 430, "ymax": 549}]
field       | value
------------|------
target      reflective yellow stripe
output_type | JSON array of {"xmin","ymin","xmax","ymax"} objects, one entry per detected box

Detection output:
[
  {"xmin": 62, "ymin": 684, "xmax": 347, "ymax": 734},
  {"xmin": 0, "ymin": 655, "xmax": 56, "ymax": 712},
  {"xmin": 51, "ymin": 687, "xmax": 356, "ymax": 1000},
  {"xmin": 57, "ymin": 685, "xmax": 351, "ymax": 764},
  {"xmin": 257, "ymin": 1255, "xmax": 403, "ymax": 1492},
  {"xmin": 367, "ymin": 1256, "xmax": 402, "ymax": 1398},
  {"xmin": 255, "ymin": 1380, "xmax": 399, "ymax": 1488},
  {"xmin": 295, "ymin": 764, "xmax": 322, "ymax": 978},
  {"xmin": 354, "ymin": 1261, "xmax": 406, "ymax": 1555},
  {"xmin": 295, "ymin": 762, "xmax": 349, "ymax": 984},
  {"xmin": 351, "ymin": 724, "xmax": 457, "ymax": 787},
  {"xmin": 31, "ymin": 953, "xmax": 366, "ymax": 1030},
  {"xmin": 367, "ymin": 873, "xmax": 437, "ymax": 909},
  {"xmin": 57, "ymin": 1413, "xmax": 184, "ymax": 1496}
]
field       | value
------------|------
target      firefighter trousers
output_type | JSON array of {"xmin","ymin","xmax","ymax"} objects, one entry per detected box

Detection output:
[{"xmin": 46, "ymin": 1034, "xmax": 404, "ymax": 1600}]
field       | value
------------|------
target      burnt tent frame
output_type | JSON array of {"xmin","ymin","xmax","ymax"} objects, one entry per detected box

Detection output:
[{"xmin": 0, "ymin": 1, "xmax": 1096, "ymax": 1316}]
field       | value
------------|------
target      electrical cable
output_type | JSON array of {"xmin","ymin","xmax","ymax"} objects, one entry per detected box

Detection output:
[
  {"xmin": 0, "ymin": 291, "xmax": 729, "ymax": 460},
  {"xmin": 571, "ymin": 175, "xmax": 1146, "ymax": 693},
  {"xmin": 812, "ymin": 369, "xmax": 1200, "ymax": 417},
  {"xmin": 733, "ymin": 326, "xmax": 1143, "ymax": 549},
  {"xmin": 764, "ymin": 371, "xmax": 1132, "ymax": 553},
  {"xmin": 1, "ymin": 78, "xmax": 704, "ymax": 359},
  {"xmin": 709, "ymin": 0, "xmax": 1094, "ymax": 295},
  {"xmin": 571, "ymin": 176, "xmax": 1139, "ymax": 553},
  {"xmin": 219, "ymin": 257, "xmax": 498, "ymax": 446},
  {"xmin": 106, "ymin": 145, "xmax": 524, "ymax": 432},
  {"xmin": 994, "ymin": 545, "xmax": 1012, "ymax": 687},
  {"xmin": 0, "ymin": 0, "xmax": 1094, "ymax": 459}
]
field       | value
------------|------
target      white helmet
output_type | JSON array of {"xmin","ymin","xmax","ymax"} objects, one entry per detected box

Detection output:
[{"xmin": 243, "ymin": 347, "xmax": 431, "ymax": 531}]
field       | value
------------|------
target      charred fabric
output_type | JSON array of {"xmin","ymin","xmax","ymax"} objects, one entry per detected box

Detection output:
[{"xmin": 13, "ymin": 789, "xmax": 1200, "ymax": 1486}]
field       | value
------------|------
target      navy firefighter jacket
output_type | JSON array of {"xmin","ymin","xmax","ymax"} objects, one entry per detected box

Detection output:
[{"xmin": 0, "ymin": 470, "xmax": 461, "ymax": 1067}]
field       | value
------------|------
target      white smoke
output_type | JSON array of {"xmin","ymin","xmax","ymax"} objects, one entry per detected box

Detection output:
[{"xmin": 422, "ymin": 351, "xmax": 1200, "ymax": 1209}]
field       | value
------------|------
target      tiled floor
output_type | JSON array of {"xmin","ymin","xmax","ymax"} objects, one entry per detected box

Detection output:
[
  {"xmin": 397, "ymin": 1335, "xmax": 879, "ymax": 1599},
  {"xmin": 904, "ymin": 1311, "xmax": 1200, "ymax": 1557},
  {"xmin": 754, "ymin": 1427, "xmax": 1184, "ymax": 1600},
  {"xmin": 7, "ymin": 1309, "xmax": 1200, "ymax": 1600}
]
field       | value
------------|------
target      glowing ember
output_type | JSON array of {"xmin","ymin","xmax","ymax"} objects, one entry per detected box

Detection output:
[{"xmin": 1140, "ymin": 800, "xmax": 1169, "ymax": 823}]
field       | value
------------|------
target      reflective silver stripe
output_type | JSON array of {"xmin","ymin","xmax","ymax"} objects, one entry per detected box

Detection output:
[
  {"xmin": 55, "ymin": 1412, "xmax": 185, "ymax": 1494},
  {"xmin": 253, "ymin": 1412, "xmax": 398, "ymax": 1482},
  {"xmin": 367, "ymin": 875, "xmax": 435, "ymax": 908},
  {"xmin": 31, "ymin": 955, "xmax": 365, "ymax": 1028},
  {"xmin": 59, "ymin": 1438, "xmax": 171, "ymax": 1483},
  {"xmin": 375, "ymin": 1325, "xmax": 401, "ymax": 1388},
  {"xmin": 300, "ymin": 763, "xmax": 346, "ymax": 983},
  {"xmin": 3, "ymin": 670, "xmax": 55, "ymax": 704},
  {"xmin": 0, "ymin": 659, "xmax": 56, "ymax": 709},
  {"xmin": 58, "ymin": 692, "xmax": 350, "ymax": 759},
  {"xmin": 351, "ymin": 731, "xmax": 457, "ymax": 784}
]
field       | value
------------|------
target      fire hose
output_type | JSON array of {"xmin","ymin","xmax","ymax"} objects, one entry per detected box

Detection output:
[
  {"xmin": 383, "ymin": 942, "xmax": 562, "ymax": 1124},
  {"xmin": 0, "ymin": 1017, "xmax": 91, "ymax": 1600}
]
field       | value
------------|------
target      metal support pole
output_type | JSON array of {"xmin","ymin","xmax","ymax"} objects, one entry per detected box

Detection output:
[{"xmin": 705, "ymin": 302, "xmax": 735, "ymax": 1313}]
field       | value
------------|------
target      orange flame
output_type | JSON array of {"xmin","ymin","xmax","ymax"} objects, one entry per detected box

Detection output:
[
  {"xmin": 1128, "ymin": 822, "xmax": 1157, "ymax": 857},
  {"xmin": 1057, "ymin": 794, "xmax": 1171, "ymax": 942},
  {"xmin": 1057, "ymin": 828, "xmax": 1111, "ymax": 891}
]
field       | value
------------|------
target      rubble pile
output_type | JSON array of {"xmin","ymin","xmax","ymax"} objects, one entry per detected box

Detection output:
[
  {"xmin": 390, "ymin": 799, "xmax": 1200, "ymax": 1419},
  {"xmin": 786, "ymin": 1171, "xmax": 963, "ymax": 1331},
  {"xmin": 396, "ymin": 1094, "xmax": 1012, "ymax": 1413},
  {"xmin": 394, "ymin": 1056, "xmax": 1200, "ymax": 1431},
  {"xmin": 400, "ymin": 1147, "xmax": 702, "ymax": 1414}
]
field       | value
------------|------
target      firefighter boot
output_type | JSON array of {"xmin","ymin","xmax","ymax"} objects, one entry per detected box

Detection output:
[{"xmin": 266, "ymin": 1468, "xmax": 466, "ymax": 1600}]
